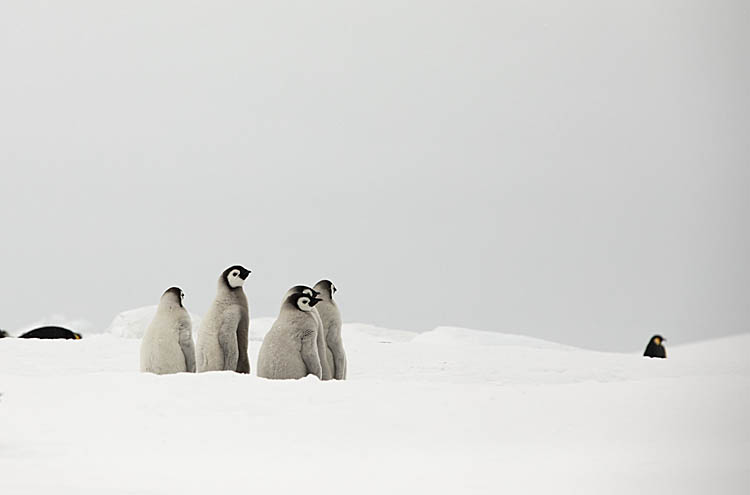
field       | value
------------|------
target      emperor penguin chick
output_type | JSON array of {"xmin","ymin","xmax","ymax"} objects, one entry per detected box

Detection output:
[
  {"xmin": 284, "ymin": 285, "xmax": 333, "ymax": 380},
  {"xmin": 140, "ymin": 287, "xmax": 195, "ymax": 374},
  {"xmin": 257, "ymin": 293, "xmax": 324, "ymax": 380},
  {"xmin": 196, "ymin": 265, "xmax": 251, "ymax": 373},
  {"xmin": 314, "ymin": 280, "xmax": 346, "ymax": 380}
]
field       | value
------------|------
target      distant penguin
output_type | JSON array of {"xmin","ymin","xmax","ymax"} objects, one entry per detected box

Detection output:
[
  {"xmin": 196, "ymin": 265, "xmax": 251, "ymax": 373},
  {"xmin": 18, "ymin": 326, "xmax": 82, "ymax": 340},
  {"xmin": 314, "ymin": 280, "xmax": 346, "ymax": 380},
  {"xmin": 257, "ymin": 292, "xmax": 324, "ymax": 380},
  {"xmin": 284, "ymin": 285, "xmax": 333, "ymax": 380},
  {"xmin": 0, "ymin": 329, "xmax": 9, "ymax": 338},
  {"xmin": 140, "ymin": 287, "xmax": 195, "ymax": 374},
  {"xmin": 644, "ymin": 334, "xmax": 667, "ymax": 359}
]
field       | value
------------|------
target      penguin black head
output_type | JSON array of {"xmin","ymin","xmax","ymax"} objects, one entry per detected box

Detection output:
[
  {"xmin": 286, "ymin": 292, "xmax": 323, "ymax": 312},
  {"xmin": 223, "ymin": 265, "xmax": 251, "ymax": 289},
  {"xmin": 287, "ymin": 285, "xmax": 320, "ymax": 299},
  {"xmin": 163, "ymin": 286, "xmax": 185, "ymax": 307},
  {"xmin": 313, "ymin": 280, "xmax": 337, "ymax": 299},
  {"xmin": 650, "ymin": 335, "xmax": 666, "ymax": 346}
]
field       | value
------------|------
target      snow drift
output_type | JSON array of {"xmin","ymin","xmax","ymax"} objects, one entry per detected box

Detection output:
[{"xmin": 0, "ymin": 322, "xmax": 748, "ymax": 495}]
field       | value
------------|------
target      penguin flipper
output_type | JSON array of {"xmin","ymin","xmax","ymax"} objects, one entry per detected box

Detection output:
[
  {"xmin": 177, "ymin": 319, "xmax": 196, "ymax": 373},
  {"xmin": 300, "ymin": 328, "xmax": 322, "ymax": 379},
  {"xmin": 218, "ymin": 307, "xmax": 241, "ymax": 371},
  {"xmin": 330, "ymin": 343, "xmax": 347, "ymax": 380},
  {"xmin": 235, "ymin": 310, "xmax": 250, "ymax": 374},
  {"xmin": 316, "ymin": 319, "xmax": 333, "ymax": 380}
]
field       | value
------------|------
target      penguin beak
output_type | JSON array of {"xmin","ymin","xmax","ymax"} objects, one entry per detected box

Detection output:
[
  {"xmin": 310, "ymin": 297, "xmax": 323, "ymax": 307},
  {"xmin": 241, "ymin": 269, "xmax": 251, "ymax": 280}
]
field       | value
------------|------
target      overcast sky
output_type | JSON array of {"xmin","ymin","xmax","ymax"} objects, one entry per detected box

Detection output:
[{"xmin": 0, "ymin": 1, "xmax": 747, "ymax": 350}]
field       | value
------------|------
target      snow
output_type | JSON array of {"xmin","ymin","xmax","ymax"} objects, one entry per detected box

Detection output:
[
  {"xmin": 105, "ymin": 306, "xmax": 202, "ymax": 339},
  {"xmin": 1, "ymin": 316, "xmax": 748, "ymax": 494}
]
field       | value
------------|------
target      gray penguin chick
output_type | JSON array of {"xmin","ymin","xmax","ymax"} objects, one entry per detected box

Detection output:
[
  {"xmin": 283, "ymin": 285, "xmax": 333, "ymax": 380},
  {"xmin": 314, "ymin": 280, "xmax": 345, "ymax": 380},
  {"xmin": 140, "ymin": 287, "xmax": 195, "ymax": 374},
  {"xmin": 196, "ymin": 265, "xmax": 251, "ymax": 373},
  {"xmin": 257, "ymin": 292, "xmax": 324, "ymax": 380}
]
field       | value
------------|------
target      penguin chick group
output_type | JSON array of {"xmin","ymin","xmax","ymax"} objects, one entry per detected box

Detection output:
[
  {"xmin": 257, "ymin": 280, "xmax": 345, "ymax": 380},
  {"xmin": 138, "ymin": 267, "xmax": 346, "ymax": 381},
  {"xmin": 140, "ymin": 265, "xmax": 251, "ymax": 376}
]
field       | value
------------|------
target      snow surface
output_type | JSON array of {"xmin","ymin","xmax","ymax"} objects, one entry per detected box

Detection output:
[{"xmin": 1, "ymin": 313, "xmax": 748, "ymax": 494}]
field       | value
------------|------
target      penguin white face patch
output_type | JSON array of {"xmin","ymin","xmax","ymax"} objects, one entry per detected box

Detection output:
[
  {"xmin": 297, "ymin": 297, "xmax": 312, "ymax": 312},
  {"xmin": 227, "ymin": 270, "xmax": 245, "ymax": 288}
]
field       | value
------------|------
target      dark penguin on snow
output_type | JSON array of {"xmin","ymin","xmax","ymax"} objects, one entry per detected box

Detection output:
[
  {"xmin": 643, "ymin": 334, "xmax": 666, "ymax": 358},
  {"xmin": 19, "ymin": 326, "xmax": 82, "ymax": 340},
  {"xmin": 0, "ymin": 329, "xmax": 9, "ymax": 338}
]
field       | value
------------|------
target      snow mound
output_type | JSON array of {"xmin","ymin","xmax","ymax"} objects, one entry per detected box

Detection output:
[
  {"xmin": 668, "ymin": 332, "xmax": 750, "ymax": 370},
  {"xmin": 106, "ymin": 306, "xmax": 274, "ymax": 340},
  {"xmin": 344, "ymin": 323, "xmax": 419, "ymax": 343},
  {"xmin": 412, "ymin": 326, "xmax": 574, "ymax": 350},
  {"xmin": 105, "ymin": 306, "xmax": 202, "ymax": 339},
  {"xmin": 671, "ymin": 332, "xmax": 750, "ymax": 355},
  {"xmin": 1, "ymin": 321, "xmax": 748, "ymax": 494}
]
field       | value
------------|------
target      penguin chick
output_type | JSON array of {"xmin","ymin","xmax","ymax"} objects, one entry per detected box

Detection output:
[
  {"xmin": 196, "ymin": 265, "xmax": 251, "ymax": 373},
  {"xmin": 140, "ymin": 287, "xmax": 195, "ymax": 374},
  {"xmin": 18, "ymin": 326, "xmax": 82, "ymax": 339},
  {"xmin": 643, "ymin": 334, "xmax": 667, "ymax": 359},
  {"xmin": 284, "ymin": 285, "xmax": 333, "ymax": 380},
  {"xmin": 257, "ymin": 292, "xmax": 324, "ymax": 380},
  {"xmin": 314, "ymin": 280, "xmax": 346, "ymax": 380}
]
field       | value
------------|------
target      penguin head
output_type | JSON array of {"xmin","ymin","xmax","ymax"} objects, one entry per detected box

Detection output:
[
  {"xmin": 163, "ymin": 287, "xmax": 185, "ymax": 307},
  {"xmin": 650, "ymin": 334, "xmax": 666, "ymax": 346},
  {"xmin": 313, "ymin": 280, "xmax": 337, "ymax": 300},
  {"xmin": 223, "ymin": 265, "xmax": 251, "ymax": 289},
  {"xmin": 72, "ymin": 332, "xmax": 83, "ymax": 340},
  {"xmin": 286, "ymin": 292, "xmax": 323, "ymax": 312},
  {"xmin": 285, "ymin": 285, "xmax": 320, "ymax": 301}
]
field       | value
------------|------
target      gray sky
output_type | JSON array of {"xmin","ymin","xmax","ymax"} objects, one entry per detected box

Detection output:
[{"xmin": 1, "ymin": 1, "xmax": 748, "ymax": 350}]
